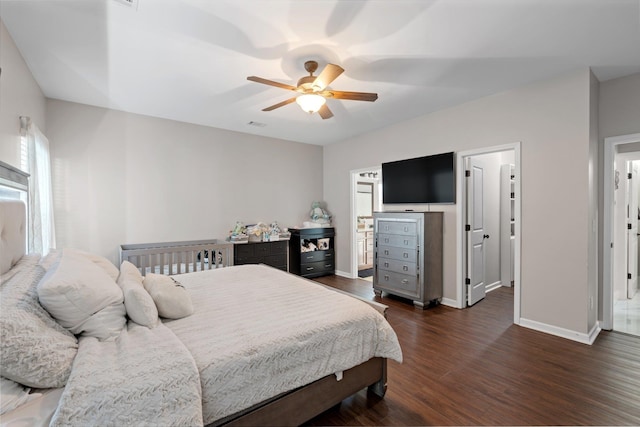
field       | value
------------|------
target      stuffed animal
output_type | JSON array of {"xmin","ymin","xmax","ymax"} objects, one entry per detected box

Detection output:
[{"xmin": 309, "ymin": 201, "xmax": 332, "ymax": 224}]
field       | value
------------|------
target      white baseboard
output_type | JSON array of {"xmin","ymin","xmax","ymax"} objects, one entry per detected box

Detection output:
[
  {"xmin": 334, "ymin": 270, "xmax": 355, "ymax": 279},
  {"xmin": 519, "ymin": 318, "xmax": 602, "ymax": 345},
  {"xmin": 440, "ymin": 297, "xmax": 457, "ymax": 308},
  {"xmin": 485, "ymin": 280, "xmax": 502, "ymax": 293}
]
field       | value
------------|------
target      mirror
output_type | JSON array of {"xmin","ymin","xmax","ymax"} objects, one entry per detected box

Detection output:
[{"xmin": 356, "ymin": 182, "xmax": 374, "ymax": 218}]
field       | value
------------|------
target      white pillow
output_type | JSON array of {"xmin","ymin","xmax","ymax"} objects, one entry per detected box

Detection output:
[
  {"xmin": 37, "ymin": 252, "xmax": 126, "ymax": 340},
  {"xmin": 117, "ymin": 261, "xmax": 158, "ymax": 328},
  {"xmin": 0, "ymin": 260, "xmax": 78, "ymax": 388},
  {"xmin": 143, "ymin": 273, "xmax": 194, "ymax": 319},
  {"xmin": 65, "ymin": 248, "xmax": 120, "ymax": 280}
]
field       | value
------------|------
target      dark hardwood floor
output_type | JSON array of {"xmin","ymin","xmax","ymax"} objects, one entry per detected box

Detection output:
[{"xmin": 306, "ymin": 275, "xmax": 640, "ymax": 426}]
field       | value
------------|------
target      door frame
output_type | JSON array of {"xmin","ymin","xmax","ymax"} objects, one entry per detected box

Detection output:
[
  {"xmin": 457, "ymin": 142, "xmax": 522, "ymax": 324},
  {"xmin": 349, "ymin": 166, "xmax": 382, "ymax": 279},
  {"xmin": 602, "ymin": 133, "xmax": 640, "ymax": 330}
]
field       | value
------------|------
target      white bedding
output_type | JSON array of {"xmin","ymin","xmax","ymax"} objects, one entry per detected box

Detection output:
[
  {"xmin": 50, "ymin": 322, "xmax": 203, "ymax": 427},
  {"xmin": 165, "ymin": 264, "xmax": 403, "ymax": 425},
  {"xmin": 0, "ymin": 388, "xmax": 63, "ymax": 427}
]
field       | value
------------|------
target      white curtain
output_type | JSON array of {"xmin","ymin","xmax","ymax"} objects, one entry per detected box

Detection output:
[{"xmin": 22, "ymin": 123, "xmax": 56, "ymax": 255}]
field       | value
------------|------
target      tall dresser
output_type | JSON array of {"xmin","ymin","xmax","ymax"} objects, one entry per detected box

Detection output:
[{"xmin": 373, "ymin": 211, "xmax": 443, "ymax": 308}]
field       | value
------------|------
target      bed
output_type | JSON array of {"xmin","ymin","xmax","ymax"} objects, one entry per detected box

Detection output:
[{"xmin": 0, "ymin": 162, "xmax": 403, "ymax": 427}]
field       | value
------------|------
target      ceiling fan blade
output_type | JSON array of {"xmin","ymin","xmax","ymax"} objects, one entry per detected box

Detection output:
[
  {"xmin": 247, "ymin": 76, "xmax": 297, "ymax": 91},
  {"xmin": 312, "ymin": 64, "xmax": 344, "ymax": 91},
  {"xmin": 262, "ymin": 97, "xmax": 297, "ymax": 111},
  {"xmin": 329, "ymin": 90, "xmax": 378, "ymax": 102},
  {"xmin": 318, "ymin": 104, "xmax": 334, "ymax": 120}
]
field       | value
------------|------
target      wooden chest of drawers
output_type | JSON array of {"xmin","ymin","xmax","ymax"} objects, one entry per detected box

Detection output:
[{"xmin": 233, "ymin": 240, "xmax": 288, "ymax": 271}]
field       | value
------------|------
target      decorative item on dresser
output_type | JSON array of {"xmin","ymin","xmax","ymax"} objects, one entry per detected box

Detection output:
[
  {"xmin": 289, "ymin": 227, "xmax": 335, "ymax": 278},
  {"xmin": 233, "ymin": 240, "xmax": 288, "ymax": 271},
  {"xmin": 373, "ymin": 212, "xmax": 443, "ymax": 308}
]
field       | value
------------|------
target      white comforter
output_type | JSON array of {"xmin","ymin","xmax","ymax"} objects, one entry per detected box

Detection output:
[
  {"xmin": 51, "ymin": 322, "xmax": 203, "ymax": 427},
  {"xmin": 164, "ymin": 264, "xmax": 403, "ymax": 425}
]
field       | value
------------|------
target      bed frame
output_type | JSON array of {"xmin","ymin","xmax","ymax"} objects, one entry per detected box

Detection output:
[{"xmin": 121, "ymin": 238, "xmax": 389, "ymax": 426}]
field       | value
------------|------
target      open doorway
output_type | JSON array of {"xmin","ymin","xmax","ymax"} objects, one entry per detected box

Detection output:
[
  {"xmin": 457, "ymin": 143, "xmax": 521, "ymax": 323},
  {"xmin": 604, "ymin": 133, "xmax": 640, "ymax": 336},
  {"xmin": 350, "ymin": 168, "xmax": 381, "ymax": 280}
]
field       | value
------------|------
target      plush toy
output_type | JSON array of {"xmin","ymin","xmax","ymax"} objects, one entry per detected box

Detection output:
[
  {"xmin": 270, "ymin": 221, "xmax": 282, "ymax": 235},
  {"xmin": 231, "ymin": 221, "xmax": 246, "ymax": 236},
  {"xmin": 309, "ymin": 201, "xmax": 331, "ymax": 225},
  {"xmin": 301, "ymin": 239, "xmax": 318, "ymax": 252}
]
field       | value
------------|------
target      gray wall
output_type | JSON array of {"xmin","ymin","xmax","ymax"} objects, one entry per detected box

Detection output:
[
  {"xmin": 0, "ymin": 19, "xmax": 46, "ymax": 168},
  {"xmin": 599, "ymin": 73, "xmax": 640, "ymax": 140},
  {"xmin": 45, "ymin": 100, "xmax": 324, "ymax": 265},
  {"xmin": 324, "ymin": 68, "xmax": 595, "ymax": 335}
]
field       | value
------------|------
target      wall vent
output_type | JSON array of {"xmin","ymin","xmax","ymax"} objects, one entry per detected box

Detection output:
[{"xmin": 247, "ymin": 121, "xmax": 267, "ymax": 128}]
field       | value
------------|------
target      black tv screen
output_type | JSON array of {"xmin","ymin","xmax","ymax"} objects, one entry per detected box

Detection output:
[{"xmin": 382, "ymin": 152, "xmax": 456, "ymax": 204}]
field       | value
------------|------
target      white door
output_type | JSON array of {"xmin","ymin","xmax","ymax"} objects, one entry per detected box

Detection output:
[
  {"xmin": 627, "ymin": 162, "xmax": 639, "ymax": 299},
  {"xmin": 466, "ymin": 157, "xmax": 487, "ymax": 306}
]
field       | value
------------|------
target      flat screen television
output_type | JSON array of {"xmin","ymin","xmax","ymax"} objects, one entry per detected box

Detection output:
[{"xmin": 382, "ymin": 152, "xmax": 456, "ymax": 204}]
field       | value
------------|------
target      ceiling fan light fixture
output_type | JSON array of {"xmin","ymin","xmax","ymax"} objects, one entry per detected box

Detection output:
[{"xmin": 296, "ymin": 94, "xmax": 326, "ymax": 113}]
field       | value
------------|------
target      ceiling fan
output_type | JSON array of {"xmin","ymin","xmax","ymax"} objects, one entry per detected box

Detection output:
[{"xmin": 247, "ymin": 60, "xmax": 378, "ymax": 119}]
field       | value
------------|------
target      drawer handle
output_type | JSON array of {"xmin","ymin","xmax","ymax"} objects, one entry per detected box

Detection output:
[
  {"xmin": 384, "ymin": 262, "xmax": 389, "ymax": 268},
  {"xmin": 384, "ymin": 275, "xmax": 390, "ymax": 281},
  {"xmin": 325, "ymin": 264, "xmax": 332, "ymax": 268},
  {"xmin": 403, "ymin": 265, "xmax": 408, "ymax": 271},
  {"xmin": 402, "ymin": 279, "xmax": 409, "ymax": 284},
  {"xmin": 403, "ymin": 253, "xmax": 409, "ymax": 258},
  {"xmin": 384, "ymin": 250, "xmax": 389, "ymax": 255},
  {"xmin": 404, "ymin": 226, "xmax": 409, "ymax": 232},
  {"xmin": 404, "ymin": 240, "xmax": 409, "ymax": 245},
  {"xmin": 305, "ymin": 256, "xmax": 314, "ymax": 260},
  {"xmin": 384, "ymin": 238, "xmax": 389, "ymax": 243},
  {"xmin": 306, "ymin": 267, "xmax": 314, "ymax": 271},
  {"xmin": 325, "ymin": 253, "xmax": 331, "ymax": 258}
]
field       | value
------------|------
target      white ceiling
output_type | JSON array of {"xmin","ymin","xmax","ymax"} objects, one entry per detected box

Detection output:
[{"xmin": 2, "ymin": 0, "xmax": 640, "ymax": 146}]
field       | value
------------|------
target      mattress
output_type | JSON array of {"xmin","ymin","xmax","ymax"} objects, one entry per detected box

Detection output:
[{"xmin": 164, "ymin": 264, "xmax": 402, "ymax": 425}]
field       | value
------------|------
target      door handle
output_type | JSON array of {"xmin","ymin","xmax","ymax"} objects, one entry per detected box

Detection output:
[{"xmin": 483, "ymin": 234, "xmax": 490, "ymax": 239}]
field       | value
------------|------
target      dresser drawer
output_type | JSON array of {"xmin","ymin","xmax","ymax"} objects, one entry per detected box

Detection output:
[
  {"xmin": 300, "ymin": 249, "xmax": 334, "ymax": 263},
  {"xmin": 263, "ymin": 254, "xmax": 287, "ymax": 270},
  {"xmin": 377, "ymin": 246, "xmax": 416, "ymax": 263},
  {"xmin": 234, "ymin": 241, "xmax": 288, "ymax": 269},
  {"xmin": 301, "ymin": 260, "xmax": 334, "ymax": 277},
  {"xmin": 377, "ymin": 221, "xmax": 417, "ymax": 236},
  {"xmin": 234, "ymin": 244, "xmax": 254, "ymax": 258},
  {"xmin": 377, "ymin": 258, "xmax": 417, "ymax": 276},
  {"xmin": 377, "ymin": 234, "xmax": 417, "ymax": 249},
  {"xmin": 375, "ymin": 270, "xmax": 420, "ymax": 298}
]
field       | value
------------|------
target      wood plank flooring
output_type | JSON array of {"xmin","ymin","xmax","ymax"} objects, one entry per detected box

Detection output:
[{"xmin": 305, "ymin": 275, "xmax": 640, "ymax": 426}]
